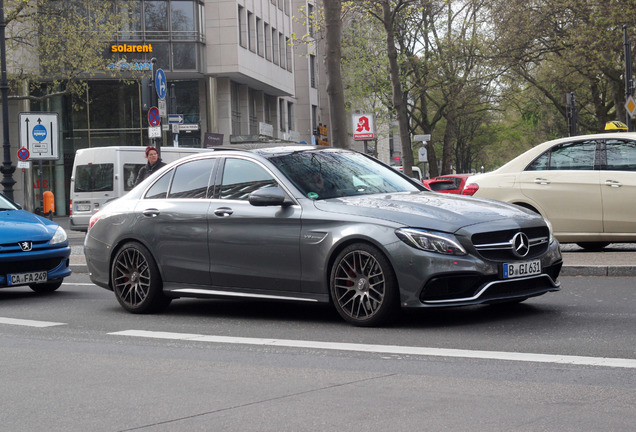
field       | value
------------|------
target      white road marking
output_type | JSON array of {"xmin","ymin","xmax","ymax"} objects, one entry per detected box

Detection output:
[
  {"xmin": 0, "ymin": 317, "xmax": 66, "ymax": 327},
  {"xmin": 110, "ymin": 330, "xmax": 636, "ymax": 369},
  {"xmin": 62, "ymin": 283, "xmax": 96, "ymax": 286}
]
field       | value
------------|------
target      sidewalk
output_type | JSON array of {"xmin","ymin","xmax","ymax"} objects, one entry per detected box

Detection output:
[{"xmin": 56, "ymin": 217, "xmax": 636, "ymax": 277}]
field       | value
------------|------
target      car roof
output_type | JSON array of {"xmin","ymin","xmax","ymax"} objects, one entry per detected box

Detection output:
[{"xmin": 491, "ymin": 132, "xmax": 636, "ymax": 174}]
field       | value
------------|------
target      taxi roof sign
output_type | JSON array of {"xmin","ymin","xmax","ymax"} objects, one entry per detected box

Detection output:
[{"xmin": 605, "ymin": 121, "xmax": 628, "ymax": 131}]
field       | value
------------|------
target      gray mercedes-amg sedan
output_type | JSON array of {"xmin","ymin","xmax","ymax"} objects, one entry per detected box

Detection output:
[{"xmin": 84, "ymin": 146, "xmax": 562, "ymax": 326}]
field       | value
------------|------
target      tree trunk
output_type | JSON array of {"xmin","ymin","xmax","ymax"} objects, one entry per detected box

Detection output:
[
  {"xmin": 381, "ymin": 0, "xmax": 414, "ymax": 176},
  {"xmin": 323, "ymin": 0, "xmax": 349, "ymax": 148}
]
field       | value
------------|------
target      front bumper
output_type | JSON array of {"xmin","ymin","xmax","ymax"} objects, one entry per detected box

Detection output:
[
  {"xmin": 389, "ymin": 238, "xmax": 562, "ymax": 308},
  {"xmin": 0, "ymin": 246, "xmax": 72, "ymax": 288}
]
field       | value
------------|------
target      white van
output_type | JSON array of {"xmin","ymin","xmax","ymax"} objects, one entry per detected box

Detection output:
[{"xmin": 69, "ymin": 146, "xmax": 211, "ymax": 231}]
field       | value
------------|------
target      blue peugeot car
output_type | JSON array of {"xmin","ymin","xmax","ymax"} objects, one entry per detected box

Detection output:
[{"xmin": 0, "ymin": 193, "xmax": 71, "ymax": 292}]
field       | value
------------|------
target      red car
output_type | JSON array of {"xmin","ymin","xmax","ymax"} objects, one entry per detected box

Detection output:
[{"xmin": 422, "ymin": 174, "xmax": 472, "ymax": 194}]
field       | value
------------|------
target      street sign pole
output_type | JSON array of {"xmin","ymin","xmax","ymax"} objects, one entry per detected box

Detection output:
[{"xmin": 150, "ymin": 58, "xmax": 159, "ymax": 153}]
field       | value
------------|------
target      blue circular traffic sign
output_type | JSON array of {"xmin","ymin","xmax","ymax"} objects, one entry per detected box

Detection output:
[
  {"xmin": 155, "ymin": 68, "xmax": 167, "ymax": 100},
  {"xmin": 148, "ymin": 107, "xmax": 160, "ymax": 126},
  {"xmin": 32, "ymin": 124, "xmax": 47, "ymax": 142}
]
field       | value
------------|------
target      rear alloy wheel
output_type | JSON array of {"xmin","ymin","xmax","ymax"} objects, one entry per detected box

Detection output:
[
  {"xmin": 576, "ymin": 242, "xmax": 610, "ymax": 251},
  {"xmin": 29, "ymin": 280, "xmax": 63, "ymax": 293},
  {"xmin": 111, "ymin": 242, "xmax": 171, "ymax": 313},
  {"xmin": 330, "ymin": 243, "xmax": 399, "ymax": 326}
]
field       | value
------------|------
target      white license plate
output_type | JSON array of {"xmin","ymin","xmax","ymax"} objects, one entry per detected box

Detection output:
[
  {"xmin": 76, "ymin": 204, "xmax": 91, "ymax": 211},
  {"xmin": 503, "ymin": 260, "xmax": 541, "ymax": 279},
  {"xmin": 8, "ymin": 271, "xmax": 48, "ymax": 286}
]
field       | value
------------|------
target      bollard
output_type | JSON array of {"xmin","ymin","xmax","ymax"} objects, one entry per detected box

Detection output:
[{"xmin": 43, "ymin": 190, "xmax": 55, "ymax": 220}]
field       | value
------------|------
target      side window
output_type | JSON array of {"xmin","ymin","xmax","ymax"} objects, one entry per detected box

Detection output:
[
  {"xmin": 526, "ymin": 141, "xmax": 596, "ymax": 171},
  {"xmin": 605, "ymin": 140, "xmax": 636, "ymax": 171},
  {"xmin": 526, "ymin": 153, "xmax": 549, "ymax": 171},
  {"xmin": 123, "ymin": 164, "xmax": 144, "ymax": 191},
  {"xmin": 219, "ymin": 158, "xmax": 278, "ymax": 200},
  {"xmin": 168, "ymin": 159, "xmax": 215, "ymax": 199},
  {"xmin": 549, "ymin": 141, "xmax": 596, "ymax": 170},
  {"xmin": 145, "ymin": 171, "xmax": 172, "ymax": 199}
]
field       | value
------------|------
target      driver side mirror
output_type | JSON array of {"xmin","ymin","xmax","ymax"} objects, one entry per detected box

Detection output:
[{"xmin": 248, "ymin": 187, "xmax": 291, "ymax": 207}]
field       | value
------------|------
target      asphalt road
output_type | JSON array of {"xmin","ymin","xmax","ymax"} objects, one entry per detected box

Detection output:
[{"xmin": 1, "ymin": 273, "xmax": 635, "ymax": 431}]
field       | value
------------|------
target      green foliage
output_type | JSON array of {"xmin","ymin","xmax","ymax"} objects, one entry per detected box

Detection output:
[{"xmin": 5, "ymin": 0, "xmax": 139, "ymax": 102}]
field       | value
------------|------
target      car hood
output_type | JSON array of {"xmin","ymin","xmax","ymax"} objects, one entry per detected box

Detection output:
[
  {"xmin": 314, "ymin": 192, "xmax": 539, "ymax": 232},
  {"xmin": 0, "ymin": 210, "xmax": 59, "ymax": 243}
]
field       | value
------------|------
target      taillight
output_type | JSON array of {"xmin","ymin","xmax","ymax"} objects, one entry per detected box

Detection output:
[
  {"xmin": 69, "ymin": 199, "xmax": 73, "ymax": 215},
  {"xmin": 462, "ymin": 183, "xmax": 479, "ymax": 196},
  {"xmin": 88, "ymin": 211, "xmax": 101, "ymax": 231}
]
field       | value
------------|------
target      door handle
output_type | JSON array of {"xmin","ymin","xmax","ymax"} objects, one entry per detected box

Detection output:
[
  {"xmin": 214, "ymin": 207, "xmax": 234, "ymax": 217},
  {"xmin": 604, "ymin": 180, "xmax": 622, "ymax": 188},
  {"xmin": 142, "ymin": 208, "xmax": 160, "ymax": 217},
  {"xmin": 534, "ymin": 178, "xmax": 550, "ymax": 185}
]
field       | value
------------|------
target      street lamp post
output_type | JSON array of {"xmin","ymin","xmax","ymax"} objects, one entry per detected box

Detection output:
[{"xmin": 0, "ymin": 0, "xmax": 16, "ymax": 200}]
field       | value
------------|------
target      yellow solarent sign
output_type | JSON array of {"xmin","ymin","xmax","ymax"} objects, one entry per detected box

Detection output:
[{"xmin": 111, "ymin": 44, "xmax": 154, "ymax": 53}]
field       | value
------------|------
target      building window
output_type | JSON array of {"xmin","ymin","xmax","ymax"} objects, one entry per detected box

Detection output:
[
  {"xmin": 272, "ymin": 28, "xmax": 279, "ymax": 65},
  {"xmin": 279, "ymin": 99, "xmax": 285, "ymax": 131},
  {"xmin": 279, "ymin": 32, "xmax": 285, "ymax": 69},
  {"xmin": 249, "ymin": 89, "xmax": 258, "ymax": 134},
  {"xmin": 173, "ymin": 43, "xmax": 196, "ymax": 70},
  {"xmin": 144, "ymin": 0, "xmax": 169, "ymax": 35},
  {"xmin": 287, "ymin": 101, "xmax": 293, "ymax": 131},
  {"xmin": 256, "ymin": 17, "xmax": 263, "ymax": 57},
  {"xmin": 247, "ymin": 11, "xmax": 254, "ymax": 52},
  {"xmin": 310, "ymin": 54, "xmax": 316, "ymax": 88},
  {"xmin": 238, "ymin": 5, "xmax": 246, "ymax": 48},
  {"xmin": 264, "ymin": 23, "xmax": 271, "ymax": 60},
  {"xmin": 231, "ymin": 82, "xmax": 241, "ymax": 135},
  {"xmin": 312, "ymin": 105, "xmax": 318, "ymax": 132},
  {"xmin": 171, "ymin": 0, "xmax": 196, "ymax": 35},
  {"xmin": 285, "ymin": 37, "xmax": 292, "ymax": 72},
  {"xmin": 307, "ymin": 3, "xmax": 314, "ymax": 38}
]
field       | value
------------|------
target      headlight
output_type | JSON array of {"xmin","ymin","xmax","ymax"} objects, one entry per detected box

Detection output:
[
  {"xmin": 544, "ymin": 218, "xmax": 555, "ymax": 244},
  {"xmin": 50, "ymin": 226, "xmax": 68, "ymax": 245},
  {"xmin": 396, "ymin": 228, "xmax": 467, "ymax": 255}
]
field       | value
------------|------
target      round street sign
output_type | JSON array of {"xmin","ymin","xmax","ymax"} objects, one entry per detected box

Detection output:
[
  {"xmin": 148, "ymin": 106, "xmax": 161, "ymax": 127},
  {"xmin": 155, "ymin": 68, "xmax": 167, "ymax": 100},
  {"xmin": 18, "ymin": 147, "xmax": 30, "ymax": 161}
]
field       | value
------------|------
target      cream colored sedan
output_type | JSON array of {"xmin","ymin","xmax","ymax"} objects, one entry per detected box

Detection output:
[{"xmin": 463, "ymin": 132, "xmax": 636, "ymax": 250}]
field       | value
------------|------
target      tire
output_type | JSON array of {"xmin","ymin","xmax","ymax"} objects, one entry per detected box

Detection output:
[
  {"xmin": 111, "ymin": 242, "xmax": 171, "ymax": 313},
  {"xmin": 576, "ymin": 242, "xmax": 610, "ymax": 251},
  {"xmin": 29, "ymin": 280, "xmax": 63, "ymax": 293},
  {"xmin": 330, "ymin": 243, "xmax": 399, "ymax": 326}
]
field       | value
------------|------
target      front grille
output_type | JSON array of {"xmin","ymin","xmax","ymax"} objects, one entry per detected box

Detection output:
[
  {"xmin": 0, "ymin": 258, "xmax": 65, "ymax": 275},
  {"xmin": 471, "ymin": 227, "xmax": 550, "ymax": 261}
]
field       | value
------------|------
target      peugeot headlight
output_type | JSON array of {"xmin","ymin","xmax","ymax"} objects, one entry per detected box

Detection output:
[
  {"xmin": 50, "ymin": 226, "xmax": 68, "ymax": 245},
  {"xmin": 396, "ymin": 228, "xmax": 467, "ymax": 255}
]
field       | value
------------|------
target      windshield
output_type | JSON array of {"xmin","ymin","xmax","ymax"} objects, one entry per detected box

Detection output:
[
  {"xmin": 0, "ymin": 193, "xmax": 18, "ymax": 211},
  {"xmin": 74, "ymin": 164, "xmax": 114, "ymax": 192},
  {"xmin": 269, "ymin": 149, "xmax": 422, "ymax": 199}
]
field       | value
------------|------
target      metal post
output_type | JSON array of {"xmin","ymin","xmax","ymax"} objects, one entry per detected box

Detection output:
[
  {"xmin": 624, "ymin": 25, "xmax": 633, "ymax": 131},
  {"xmin": 0, "ymin": 0, "xmax": 15, "ymax": 199}
]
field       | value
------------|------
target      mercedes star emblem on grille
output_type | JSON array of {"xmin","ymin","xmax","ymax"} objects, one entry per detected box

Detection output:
[{"xmin": 511, "ymin": 232, "xmax": 530, "ymax": 258}]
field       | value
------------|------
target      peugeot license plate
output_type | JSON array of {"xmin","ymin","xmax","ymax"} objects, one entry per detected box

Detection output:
[
  {"xmin": 8, "ymin": 271, "xmax": 47, "ymax": 286},
  {"xmin": 502, "ymin": 260, "xmax": 541, "ymax": 279},
  {"xmin": 77, "ymin": 204, "xmax": 91, "ymax": 211}
]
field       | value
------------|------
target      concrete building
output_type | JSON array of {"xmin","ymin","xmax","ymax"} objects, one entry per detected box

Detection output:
[{"xmin": 1, "ymin": 0, "xmax": 327, "ymax": 214}]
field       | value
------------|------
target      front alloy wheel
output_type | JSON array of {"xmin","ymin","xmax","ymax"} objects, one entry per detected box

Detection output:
[
  {"xmin": 330, "ymin": 243, "xmax": 398, "ymax": 326},
  {"xmin": 111, "ymin": 242, "xmax": 171, "ymax": 313}
]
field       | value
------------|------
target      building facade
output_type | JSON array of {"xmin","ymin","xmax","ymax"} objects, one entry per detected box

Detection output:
[{"xmin": 2, "ymin": 0, "xmax": 326, "ymax": 214}]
